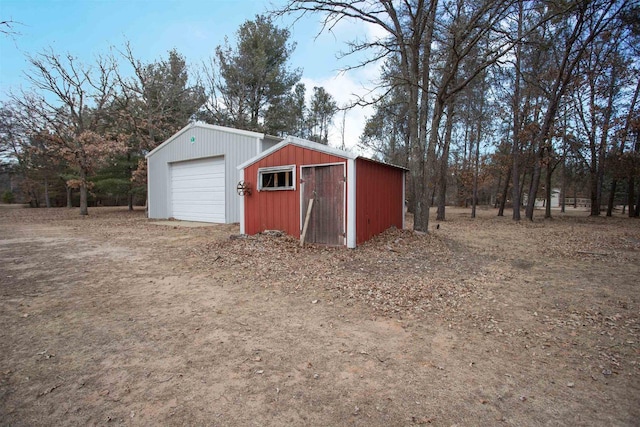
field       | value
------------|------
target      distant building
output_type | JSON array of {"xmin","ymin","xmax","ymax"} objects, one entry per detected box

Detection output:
[
  {"xmin": 522, "ymin": 188, "xmax": 561, "ymax": 208},
  {"xmin": 564, "ymin": 196, "xmax": 590, "ymax": 207}
]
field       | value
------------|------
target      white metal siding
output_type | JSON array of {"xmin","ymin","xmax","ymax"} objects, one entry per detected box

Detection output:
[
  {"xmin": 147, "ymin": 124, "xmax": 265, "ymax": 223},
  {"xmin": 170, "ymin": 157, "xmax": 225, "ymax": 222}
]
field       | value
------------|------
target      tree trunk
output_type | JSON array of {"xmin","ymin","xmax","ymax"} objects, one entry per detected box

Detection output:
[
  {"xmin": 30, "ymin": 189, "xmax": 40, "ymax": 208},
  {"xmin": 79, "ymin": 169, "xmax": 88, "ymax": 216},
  {"xmin": 436, "ymin": 101, "xmax": 455, "ymax": 221},
  {"xmin": 561, "ymin": 158, "xmax": 566, "ymax": 213},
  {"xmin": 471, "ymin": 132, "xmax": 480, "ymax": 219},
  {"xmin": 526, "ymin": 145, "xmax": 543, "ymax": 220},
  {"xmin": 128, "ymin": 152, "xmax": 134, "ymax": 211},
  {"xmin": 494, "ymin": 172, "xmax": 502, "ymax": 209},
  {"xmin": 606, "ymin": 179, "xmax": 617, "ymax": 216},
  {"xmin": 44, "ymin": 176, "xmax": 51, "ymax": 208},
  {"xmin": 67, "ymin": 186, "xmax": 73, "ymax": 208},
  {"xmin": 545, "ymin": 164, "xmax": 552, "ymax": 218},
  {"xmin": 511, "ymin": 0, "xmax": 523, "ymax": 221},
  {"xmin": 590, "ymin": 162, "xmax": 600, "ymax": 216},
  {"xmin": 607, "ymin": 74, "xmax": 639, "ymax": 217},
  {"xmin": 408, "ymin": 52, "xmax": 425, "ymax": 231},
  {"xmin": 498, "ymin": 166, "xmax": 511, "ymax": 217},
  {"xmin": 472, "ymin": 68, "xmax": 487, "ymax": 219},
  {"xmin": 519, "ymin": 169, "xmax": 527, "ymax": 207},
  {"xmin": 628, "ymin": 176, "xmax": 635, "ymax": 218},
  {"xmin": 634, "ymin": 179, "xmax": 640, "ymax": 217},
  {"xmin": 595, "ymin": 63, "xmax": 617, "ymax": 215},
  {"xmin": 414, "ymin": 1, "xmax": 437, "ymax": 229},
  {"xmin": 635, "ymin": 132, "xmax": 640, "ymax": 217},
  {"xmin": 418, "ymin": 93, "xmax": 446, "ymax": 232}
]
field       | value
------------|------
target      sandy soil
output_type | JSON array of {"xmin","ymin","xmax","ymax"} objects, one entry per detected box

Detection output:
[{"xmin": 0, "ymin": 205, "xmax": 638, "ymax": 426}]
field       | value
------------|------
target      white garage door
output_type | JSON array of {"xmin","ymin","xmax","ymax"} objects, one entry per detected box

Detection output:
[{"xmin": 170, "ymin": 157, "xmax": 225, "ymax": 223}]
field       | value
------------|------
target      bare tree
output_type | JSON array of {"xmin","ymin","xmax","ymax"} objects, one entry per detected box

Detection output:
[
  {"xmin": 275, "ymin": 0, "xmax": 516, "ymax": 231},
  {"xmin": 12, "ymin": 49, "xmax": 124, "ymax": 215},
  {"xmin": 524, "ymin": 0, "xmax": 628, "ymax": 220},
  {"xmin": 0, "ymin": 19, "xmax": 20, "ymax": 36}
]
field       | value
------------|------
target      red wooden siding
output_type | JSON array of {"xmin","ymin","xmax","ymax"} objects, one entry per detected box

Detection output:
[
  {"xmin": 243, "ymin": 144, "xmax": 346, "ymax": 238},
  {"xmin": 355, "ymin": 158, "xmax": 404, "ymax": 244}
]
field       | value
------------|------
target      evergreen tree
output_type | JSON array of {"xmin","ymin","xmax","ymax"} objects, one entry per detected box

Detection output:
[{"xmin": 201, "ymin": 15, "xmax": 301, "ymax": 131}]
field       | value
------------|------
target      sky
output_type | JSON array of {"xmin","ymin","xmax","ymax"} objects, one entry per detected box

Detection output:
[{"xmin": 0, "ymin": 0, "xmax": 385, "ymax": 151}]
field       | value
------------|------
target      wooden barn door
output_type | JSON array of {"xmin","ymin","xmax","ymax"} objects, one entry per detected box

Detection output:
[{"xmin": 301, "ymin": 164, "xmax": 345, "ymax": 245}]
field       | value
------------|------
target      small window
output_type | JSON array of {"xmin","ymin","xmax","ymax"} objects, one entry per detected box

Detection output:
[{"xmin": 258, "ymin": 166, "xmax": 295, "ymax": 191}]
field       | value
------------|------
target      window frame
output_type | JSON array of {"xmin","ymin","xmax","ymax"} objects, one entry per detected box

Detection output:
[{"xmin": 257, "ymin": 165, "xmax": 296, "ymax": 191}]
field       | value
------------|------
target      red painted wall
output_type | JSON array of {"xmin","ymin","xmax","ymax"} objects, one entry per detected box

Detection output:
[
  {"xmin": 243, "ymin": 144, "xmax": 346, "ymax": 238},
  {"xmin": 355, "ymin": 158, "xmax": 404, "ymax": 244}
]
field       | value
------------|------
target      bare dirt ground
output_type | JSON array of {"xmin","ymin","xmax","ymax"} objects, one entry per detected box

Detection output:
[{"xmin": 0, "ymin": 205, "xmax": 638, "ymax": 426}]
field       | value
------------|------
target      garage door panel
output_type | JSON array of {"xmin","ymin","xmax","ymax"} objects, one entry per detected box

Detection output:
[
  {"xmin": 170, "ymin": 157, "xmax": 225, "ymax": 223},
  {"xmin": 172, "ymin": 195, "xmax": 224, "ymax": 205},
  {"xmin": 172, "ymin": 171, "xmax": 224, "ymax": 180}
]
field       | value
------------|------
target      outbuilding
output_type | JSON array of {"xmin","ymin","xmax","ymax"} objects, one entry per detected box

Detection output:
[
  {"xmin": 146, "ymin": 122, "xmax": 281, "ymax": 223},
  {"xmin": 237, "ymin": 137, "xmax": 406, "ymax": 248}
]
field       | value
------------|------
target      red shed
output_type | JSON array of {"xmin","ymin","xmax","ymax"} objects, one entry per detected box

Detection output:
[{"xmin": 237, "ymin": 137, "xmax": 406, "ymax": 248}]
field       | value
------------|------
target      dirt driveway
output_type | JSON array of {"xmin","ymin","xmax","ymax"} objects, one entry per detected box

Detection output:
[{"xmin": 0, "ymin": 206, "xmax": 638, "ymax": 426}]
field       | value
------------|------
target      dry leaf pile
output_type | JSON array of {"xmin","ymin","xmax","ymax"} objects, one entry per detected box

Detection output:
[{"xmin": 188, "ymin": 227, "xmax": 480, "ymax": 317}]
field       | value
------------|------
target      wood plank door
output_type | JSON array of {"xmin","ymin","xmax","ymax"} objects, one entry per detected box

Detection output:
[{"xmin": 301, "ymin": 164, "xmax": 345, "ymax": 245}]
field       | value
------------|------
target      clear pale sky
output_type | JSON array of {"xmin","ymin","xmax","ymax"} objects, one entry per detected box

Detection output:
[{"xmin": 0, "ymin": 0, "xmax": 382, "ymax": 150}]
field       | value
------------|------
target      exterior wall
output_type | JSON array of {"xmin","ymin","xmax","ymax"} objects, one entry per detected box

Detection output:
[
  {"xmin": 564, "ymin": 197, "xmax": 590, "ymax": 207},
  {"xmin": 260, "ymin": 136, "xmax": 281, "ymax": 152},
  {"xmin": 533, "ymin": 188, "xmax": 561, "ymax": 208},
  {"xmin": 355, "ymin": 158, "xmax": 404, "ymax": 245},
  {"xmin": 243, "ymin": 144, "xmax": 346, "ymax": 238},
  {"xmin": 147, "ymin": 124, "xmax": 262, "ymax": 223}
]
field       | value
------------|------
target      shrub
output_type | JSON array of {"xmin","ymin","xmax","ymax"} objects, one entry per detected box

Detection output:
[{"xmin": 2, "ymin": 190, "xmax": 15, "ymax": 204}]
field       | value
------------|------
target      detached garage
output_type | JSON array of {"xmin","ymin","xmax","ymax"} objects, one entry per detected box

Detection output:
[
  {"xmin": 237, "ymin": 137, "xmax": 407, "ymax": 248},
  {"xmin": 146, "ymin": 123, "xmax": 281, "ymax": 223}
]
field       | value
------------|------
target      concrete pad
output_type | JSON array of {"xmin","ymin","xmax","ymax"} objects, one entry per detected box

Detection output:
[{"xmin": 149, "ymin": 220, "xmax": 217, "ymax": 228}]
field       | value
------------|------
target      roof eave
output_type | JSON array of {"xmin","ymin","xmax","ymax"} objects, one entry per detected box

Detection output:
[{"xmin": 145, "ymin": 122, "xmax": 267, "ymax": 159}]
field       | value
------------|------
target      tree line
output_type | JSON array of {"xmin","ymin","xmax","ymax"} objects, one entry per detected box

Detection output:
[
  {"xmin": 2, "ymin": 1, "xmax": 639, "ymax": 229},
  {"xmin": 0, "ymin": 15, "xmax": 338, "ymax": 213},
  {"xmin": 275, "ymin": 0, "xmax": 639, "ymax": 229}
]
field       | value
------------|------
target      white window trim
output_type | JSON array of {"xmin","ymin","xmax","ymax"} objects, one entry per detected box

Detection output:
[{"xmin": 257, "ymin": 164, "xmax": 296, "ymax": 191}]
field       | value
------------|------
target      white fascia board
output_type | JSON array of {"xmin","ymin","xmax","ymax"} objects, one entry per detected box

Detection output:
[
  {"xmin": 284, "ymin": 136, "xmax": 358, "ymax": 160},
  {"xmin": 356, "ymin": 156, "xmax": 409, "ymax": 172},
  {"xmin": 146, "ymin": 122, "xmax": 266, "ymax": 159},
  {"xmin": 237, "ymin": 136, "xmax": 357, "ymax": 171},
  {"xmin": 190, "ymin": 121, "xmax": 265, "ymax": 138},
  {"xmin": 346, "ymin": 158, "xmax": 357, "ymax": 249}
]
